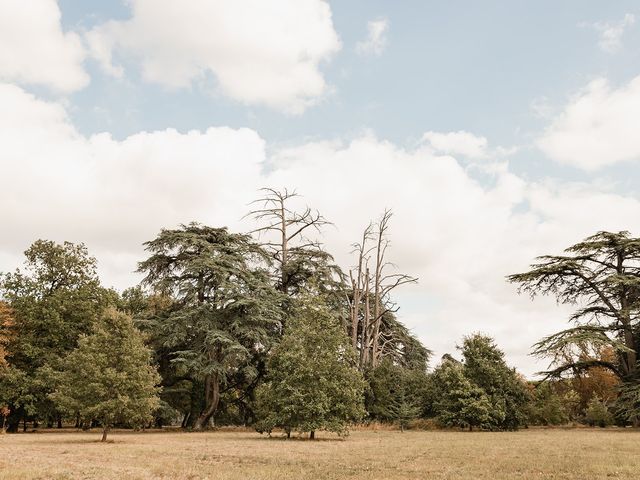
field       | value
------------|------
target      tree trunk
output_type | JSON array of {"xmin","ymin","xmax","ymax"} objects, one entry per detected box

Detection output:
[
  {"xmin": 57, "ymin": 416, "xmax": 62, "ymax": 429},
  {"xmin": 280, "ymin": 200, "xmax": 288, "ymax": 293},
  {"xmin": 181, "ymin": 412, "xmax": 190, "ymax": 429},
  {"xmin": 193, "ymin": 373, "xmax": 220, "ymax": 430},
  {"xmin": 309, "ymin": 430, "xmax": 315, "ymax": 440},
  {"xmin": 101, "ymin": 425, "xmax": 110, "ymax": 442},
  {"xmin": 371, "ymin": 226, "xmax": 383, "ymax": 367},
  {"xmin": 360, "ymin": 270, "xmax": 371, "ymax": 367}
]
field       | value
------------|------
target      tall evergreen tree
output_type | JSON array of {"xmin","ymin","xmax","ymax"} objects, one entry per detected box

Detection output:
[
  {"xmin": 138, "ymin": 224, "xmax": 282, "ymax": 429},
  {"xmin": 509, "ymin": 231, "xmax": 640, "ymax": 425},
  {"xmin": 508, "ymin": 231, "xmax": 640, "ymax": 382}
]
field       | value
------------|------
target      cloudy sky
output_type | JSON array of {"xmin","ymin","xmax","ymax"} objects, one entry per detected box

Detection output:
[{"xmin": 2, "ymin": 0, "xmax": 640, "ymax": 376}]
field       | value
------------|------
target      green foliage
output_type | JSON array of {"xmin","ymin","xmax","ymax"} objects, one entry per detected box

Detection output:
[
  {"xmin": 584, "ymin": 397, "xmax": 614, "ymax": 427},
  {"xmin": 50, "ymin": 308, "xmax": 160, "ymax": 441},
  {"xmin": 376, "ymin": 312, "xmax": 432, "ymax": 370},
  {"xmin": 431, "ymin": 360, "xmax": 498, "ymax": 431},
  {"xmin": 526, "ymin": 382, "xmax": 569, "ymax": 426},
  {"xmin": 0, "ymin": 240, "xmax": 117, "ymax": 430},
  {"xmin": 255, "ymin": 296, "xmax": 366, "ymax": 437},
  {"xmin": 460, "ymin": 334, "xmax": 530, "ymax": 430},
  {"xmin": 428, "ymin": 335, "xmax": 529, "ymax": 431},
  {"xmin": 138, "ymin": 224, "xmax": 283, "ymax": 429},
  {"xmin": 382, "ymin": 387, "xmax": 422, "ymax": 432},
  {"xmin": 365, "ymin": 358, "xmax": 428, "ymax": 422},
  {"xmin": 614, "ymin": 381, "xmax": 640, "ymax": 426},
  {"xmin": 508, "ymin": 231, "xmax": 640, "ymax": 383}
]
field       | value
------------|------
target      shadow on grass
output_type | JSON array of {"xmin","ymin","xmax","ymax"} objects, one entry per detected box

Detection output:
[{"xmin": 253, "ymin": 434, "xmax": 346, "ymax": 442}]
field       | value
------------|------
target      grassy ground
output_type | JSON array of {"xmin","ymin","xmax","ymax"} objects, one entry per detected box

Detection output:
[{"xmin": 1, "ymin": 427, "xmax": 639, "ymax": 479}]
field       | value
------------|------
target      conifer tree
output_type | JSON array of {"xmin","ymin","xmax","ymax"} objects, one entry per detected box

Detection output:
[
  {"xmin": 383, "ymin": 386, "xmax": 421, "ymax": 432},
  {"xmin": 138, "ymin": 224, "xmax": 282, "ymax": 429}
]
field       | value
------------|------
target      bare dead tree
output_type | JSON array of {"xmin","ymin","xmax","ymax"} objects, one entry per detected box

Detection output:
[
  {"xmin": 245, "ymin": 188, "xmax": 335, "ymax": 296},
  {"xmin": 349, "ymin": 210, "xmax": 417, "ymax": 368},
  {"xmin": 348, "ymin": 223, "xmax": 374, "ymax": 350}
]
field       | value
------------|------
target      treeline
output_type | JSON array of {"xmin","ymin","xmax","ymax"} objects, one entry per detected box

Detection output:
[{"xmin": 0, "ymin": 191, "xmax": 639, "ymax": 440}]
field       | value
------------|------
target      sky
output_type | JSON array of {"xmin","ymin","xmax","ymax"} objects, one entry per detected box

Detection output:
[{"xmin": 2, "ymin": 0, "xmax": 640, "ymax": 376}]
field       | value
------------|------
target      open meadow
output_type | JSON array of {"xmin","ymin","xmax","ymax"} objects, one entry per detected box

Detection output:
[{"xmin": 1, "ymin": 428, "xmax": 640, "ymax": 480}]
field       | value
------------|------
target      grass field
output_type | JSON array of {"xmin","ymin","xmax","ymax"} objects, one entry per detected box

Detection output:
[{"xmin": 1, "ymin": 427, "xmax": 639, "ymax": 479}]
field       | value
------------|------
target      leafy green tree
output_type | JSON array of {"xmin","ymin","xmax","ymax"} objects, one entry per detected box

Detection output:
[
  {"xmin": 527, "ymin": 382, "xmax": 570, "ymax": 425},
  {"xmin": 584, "ymin": 396, "xmax": 614, "ymax": 427},
  {"xmin": 255, "ymin": 295, "xmax": 366, "ymax": 439},
  {"xmin": 460, "ymin": 334, "xmax": 530, "ymax": 430},
  {"xmin": 431, "ymin": 360, "xmax": 497, "ymax": 431},
  {"xmin": 0, "ymin": 240, "xmax": 117, "ymax": 431},
  {"xmin": 508, "ymin": 231, "xmax": 640, "ymax": 383},
  {"xmin": 50, "ymin": 308, "xmax": 160, "ymax": 442},
  {"xmin": 526, "ymin": 382, "xmax": 569, "ymax": 426},
  {"xmin": 138, "ymin": 224, "xmax": 282, "ymax": 429}
]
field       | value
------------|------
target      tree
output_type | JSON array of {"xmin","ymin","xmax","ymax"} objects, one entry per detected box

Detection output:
[
  {"xmin": 383, "ymin": 385, "xmax": 422, "ymax": 432},
  {"xmin": 584, "ymin": 396, "xmax": 614, "ymax": 427},
  {"xmin": 365, "ymin": 358, "xmax": 428, "ymax": 422},
  {"xmin": 0, "ymin": 240, "xmax": 117, "ymax": 431},
  {"xmin": 0, "ymin": 301, "xmax": 12, "ymax": 366},
  {"xmin": 460, "ymin": 334, "xmax": 530, "ymax": 430},
  {"xmin": 138, "ymin": 224, "xmax": 282, "ymax": 430},
  {"xmin": 255, "ymin": 295, "xmax": 366, "ymax": 439},
  {"xmin": 246, "ymin": 188, "xmax": 340, "ymax": 298},
  {"xmin": 50, "ymin": 308, "xmax": 160, "ymax": 442},
  {"xmin": 614, "ymin": 381, "xmax": 640, "ymax": 426},
  {"xmin": 508, "ymin": 231, "xmax": 640, "ymax": 383},
  {"xmin": 347, "ymin": 211, "xmax": 422, "ymax": 369},
  {"xmin": 431, "ymin": 360, "xmax": 497, "ymax": 431},
  {"xmin": 526, "ymin": 382, "xmax": 570, "ymax": 426}
]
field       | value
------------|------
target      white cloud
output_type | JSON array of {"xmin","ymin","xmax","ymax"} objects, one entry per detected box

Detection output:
[
  {"xmin": 2, "ymin": 85, "xmax": 640, "ymax": 376},
  {"xmin": 86, "ymin": 0, "xmax": 341, "ymax": 114},
  {"xmin": 589, "ymin": 13, "xmax": 635, "ymax": 53},
  {"xmin": 266, "ymin": 137, "xmax": 640, "ymax": 375},
  {"xmin": 0, "ymin": 83, "xmax": 265, "ymax": 287},
  {"xmin": 0, "ymin": 0, "xmax": 88, "ymax": 93},
  {"xmin": 538, "ymin": 76, "xmax": 640, "ymax": 170},
  {"xmin": 356, "ymin": 18, "xmax": 389, "ymax": 56},
  {"xmin": 421, "ymin": 131, "xmax": 489, "ymax": 159}
]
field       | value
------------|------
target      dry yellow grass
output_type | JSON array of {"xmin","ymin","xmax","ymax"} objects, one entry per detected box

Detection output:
[{"xmin": 1, "ymin": 427, "xmax": 639, "ymax": 479}]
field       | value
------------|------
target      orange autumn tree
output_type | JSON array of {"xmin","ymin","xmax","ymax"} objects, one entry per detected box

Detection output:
[
  {"xmin": 0, "ymin": 300, "xmax": 14, "ymax": 366},
  {"xmin": 572, "ymin": 347, "xmax": 620, "ymax": 408},
  {"xmin": 0, "ymin": 301, "xmax": 14, "ymax": 430}
]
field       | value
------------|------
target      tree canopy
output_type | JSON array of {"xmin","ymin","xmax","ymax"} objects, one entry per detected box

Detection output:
[
  {"xmin": 255, "ymin": 295, "xmax": 365, "ymax": 438},
  {"xmin": 138, "ymin": 223, "xmax": 283, "ymax": 429},
  {"xmin": 0, "ymin": 240, "xmax": 117, "ymax": 431},
  {"xmin": 508, "ymin": 231, "xmax": 640, "ymax": 382},
  {"xmin": 50, "ymin": 308, "xmax": 160, "ymax": 441}
]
